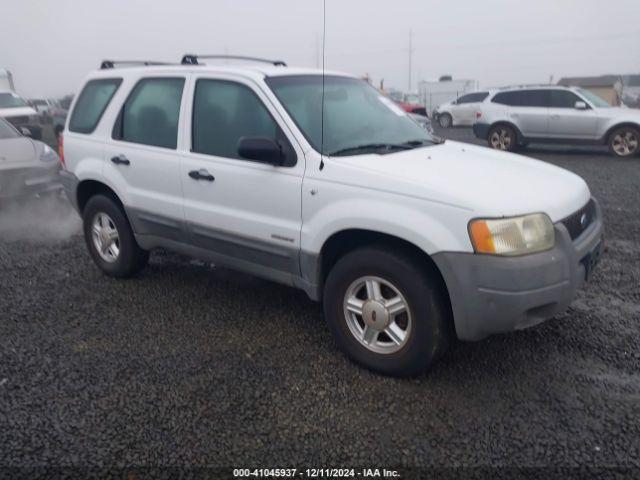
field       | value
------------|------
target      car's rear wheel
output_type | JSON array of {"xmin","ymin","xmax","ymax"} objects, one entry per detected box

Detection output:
[
  {"xmin": 608, "ymin": 126, "xmax": 639, "ymax": 157},
  {"xmin": 323, "ymin": 247, "xmax": 451, "ymax": 377},
  {"xmin": 438, "ymin": 113, "xmax": 452, "ymax": 128},
  {"xmin": 83, "ymin": 195, "xmax": 148, "ymax": 278},
  {"xmin": 488, "ymin": 125, "xmax": 517, "ymax": 152}
]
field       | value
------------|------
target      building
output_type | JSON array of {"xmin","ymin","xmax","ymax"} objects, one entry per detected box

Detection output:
[{"xmin": 557, "ymin": 75, "xmax": 622, "ymax": 106}]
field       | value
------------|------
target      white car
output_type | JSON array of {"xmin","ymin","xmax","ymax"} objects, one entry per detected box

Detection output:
[
  {"xmin": 474, "ymin": 85, "xmax": 640, "ymax": 157},
  {"xmin": 60, "ymin": 56, "xmax": 604, "ymax": 376},
  {"xmin": 0, "ymin": 90, "xmax": 42, "ymax": 139},
  {"xmin": 435, "ymin": 91, "xmax": 491, "ymax": 128}
]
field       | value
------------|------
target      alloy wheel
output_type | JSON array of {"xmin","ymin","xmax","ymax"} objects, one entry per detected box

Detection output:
[
  {"xmin": 91, "ymin": 212, "xmax": 120, "ymax": 263},
  {"xmin": 343, "ymin": 276, "xmax": 413, "ymax": 354}
]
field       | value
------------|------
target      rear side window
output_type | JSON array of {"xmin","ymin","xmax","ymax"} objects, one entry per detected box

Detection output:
[
  {"xmin": 457, "ymin": 92, "xmax": 489, "ymax": 104},
  {"xmin": 69, "ymin": 79, "xmax": 122, "ymax": 133},
  {"xmin": 192, "ymin": 79, "xmax": 278, "ymax": 159},
  {"xmin": 492, "ymin": 90, "xmax": 549, "ymax": 107},
  {"xmin": 113, "ymin": 77, "xmax": 185, "ymax": 149}
]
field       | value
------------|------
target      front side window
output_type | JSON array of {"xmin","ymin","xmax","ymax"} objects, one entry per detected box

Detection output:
[
  {"xmin": 192, "ymin": 79, "xmax": 279, "ymax": 159},
  {"xmin": 69, "ymin": 78, "xmax": 122, "ymax": 133},
  {"xmin": 266, "ymin": 75, "xmax": 436, "ymax": 156},
  {"xmin": 550, "ymin": 90, "xmax": 583, "ymax": 108},
  {"xmin": 0, "ymin": 92, "xmax": 29, "ymax": 109},
  {"xmin": 114, "ymin": 77, "xmax": 184, "ymax": 149}
]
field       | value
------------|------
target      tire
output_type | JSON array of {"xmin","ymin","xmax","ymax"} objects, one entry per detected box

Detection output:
[
  {"xmin": 438, "ymin": 113, "xmax": 452, "ymax": 129},
  {"xmin": 323, "ymin": 247, "xmax": 452, "ymax": 377},
  {"xmin": 608, "ymin": 126, "xmax": 639, "ymax": 157},
  {"xmin": 488, "ymin": 124, "xmax": 518, "ymax": 152},
  {"xmin": 82, "ymin": 194, "xmax": 148, "ymax": 278}
]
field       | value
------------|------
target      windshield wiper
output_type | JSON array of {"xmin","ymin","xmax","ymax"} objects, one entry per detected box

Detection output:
[{"xmin": 328, "ymin": 143, "xmax": 415, "ymax": 157}]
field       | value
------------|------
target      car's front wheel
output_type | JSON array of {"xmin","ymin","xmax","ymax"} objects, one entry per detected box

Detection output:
[
  {"xmin": 488, "ymin": 124, "xmax": 517, "ymax": 152},
  {"xmin": 323, "ymin": 247, "xmax": 451, "ymax": 377},
  {"xmin": 608, "ymin": 126, "xmax": 639, "ymax": 157},
  {"xmin": 83, "ymin": 194, "xmax": 148, "ymax": 278},
  {"xmin": 438, "ymin": 113, "xmax": 452, "ymax": 128}
]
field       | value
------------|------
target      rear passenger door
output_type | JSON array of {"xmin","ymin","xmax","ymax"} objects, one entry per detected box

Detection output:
[
  {"xmin": 453, "ymin": 92, "xmax": 487, "ymax": 125},
  {"xmin": 547, "ymin": 89, "xmax": 598, "ymax": 140},
  {"xmin": 179, "ymin": 75, "xmax": 305, "ymax": 282},
  {"xmin": 103, "ymin": 76, "xmax": 188, "ymax": 242}
]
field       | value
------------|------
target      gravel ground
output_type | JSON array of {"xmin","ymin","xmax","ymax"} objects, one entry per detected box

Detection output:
[{"xmin": 1, "ymin": 126, "xmax": 639, "ymax": 476}]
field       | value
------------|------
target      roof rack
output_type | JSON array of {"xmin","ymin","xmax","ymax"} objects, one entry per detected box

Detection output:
[
  {"xmin": 100, "ymin": 60, "xmax": 173, "ymax": 70},
  {"xmin": 181, "ymin": 54, "xmax": 287, "ymax": 67}
]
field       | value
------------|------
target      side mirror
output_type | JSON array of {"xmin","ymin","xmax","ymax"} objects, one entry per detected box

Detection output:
[
  {"xmin": 575, "ymin": 101, "xmax": 588, "ymax": 110},
  {"xmin": 20, "ymin": 127, "xmax": 33, "ymax": 138},
  {"xmin": 237, "ymin": 137, "xmax": 284, "ymax": 165}
]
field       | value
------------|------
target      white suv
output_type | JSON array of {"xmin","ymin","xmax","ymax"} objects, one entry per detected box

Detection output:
[
  {"xmin": 474, "ymin": 85, "xmax": 640, "ymax": 157},
  {"xmin": 435, "ymin": 91, "xmax": 492, "ymax": 128},
  {"xmin": 60, "ymin": 56, "xmax": 604, "ymax": 376}
]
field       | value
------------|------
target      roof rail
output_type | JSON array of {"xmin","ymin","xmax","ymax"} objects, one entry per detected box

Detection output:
[
  {"xmin": 181, "ymin": 54, "xmax": 287, "ymax": 67},
  {"xmin": 100, "ymin": 60, "xmax": 173, "ymax": 70}
]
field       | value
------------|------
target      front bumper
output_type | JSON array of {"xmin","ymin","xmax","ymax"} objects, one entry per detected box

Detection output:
[
  {"xmin": 472, "ymin": 122, "xmax": 490, "ymax": 140},
  {"xmin": 432, "ymin": 199, "xmax": 604, "ymax": 341},
  {"xmin": 0, "ymin": 164, "xmax": 62, "ymax": 201}
]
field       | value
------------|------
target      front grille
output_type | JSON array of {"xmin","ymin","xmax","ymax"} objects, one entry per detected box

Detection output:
[{"xmin": 561, "ymin": 199, "xmax": 596, "ymax": 240}]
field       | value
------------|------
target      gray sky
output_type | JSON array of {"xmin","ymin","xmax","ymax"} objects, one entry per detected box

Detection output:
[{"xmin": 2, "ymin": 0, "xmax": 640, "ymax": 98}]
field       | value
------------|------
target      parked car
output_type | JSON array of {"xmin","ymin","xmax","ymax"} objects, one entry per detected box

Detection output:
[
  {"xmin": 0, "ymin": 90, "xmax": 42, "ymax": 140},
  {"xmin": 435, "ymin": 91, "xmax": 491, "ymax": 128},
  {"xmin": 0, "ymin": 117, "xmax": 61, "ymax": 201},
  {"xmin": 60, "ymin": 57, "xmax": 604, "ymax": 376},
  {"xmin": 396, "ymin": 92, "xmax": 428, "ymax": 116},
  {"xmin": 474, "ymin": 85, "xmax": 640, "ymax": 157}
]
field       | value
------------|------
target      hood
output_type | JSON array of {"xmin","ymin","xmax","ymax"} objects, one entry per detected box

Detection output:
[
  {"xmin": 333, "ymin": 141, "xmax": 590, "ymax": 222},
  {"xmin": 0, "ymin": 106, "xmax": 38, "ymax": 118},
  {"xmin": 0, "ymin": 137, "xmax": 37, "ymax": 165}
]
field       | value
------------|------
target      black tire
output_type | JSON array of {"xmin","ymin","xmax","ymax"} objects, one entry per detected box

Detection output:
[
  {"xmin": 607, "ymin": 126, "xmax": 640, "ymax": 158},
  {"xmin": 438, "ymin": 113, "xmax": 452, "ymax": 128},
  {"xmin": 488, "ymin": 124, "xmax": 518, "ymax": 152},
  {"xmin": 323, "ymin": 247, "xmax": 452, "ymax": 377},
  {"xmin": 82, "ymin": 194, "xmax": 148, "ymax": 278}
]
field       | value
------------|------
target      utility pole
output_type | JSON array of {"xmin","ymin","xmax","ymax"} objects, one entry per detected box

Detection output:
[{"xmin": 408, "ymin": 29, "xmax": 413, "ymax": 92}]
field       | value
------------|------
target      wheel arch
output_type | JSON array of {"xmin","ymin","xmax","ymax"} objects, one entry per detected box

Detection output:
[
  {"xmin": 76, "ymin": 179, "xmax": 125, "ymax": 215},
  {"xmin": 602, "ymin": 122, "xmax": 640, "ymax": 144},
  {"xmin": 310, "ymin": 228, "xmax": 453, "ymax": 316},
  {"xmin": 489, "ymin": 121, "xmax": 526, "ymax": 145}
]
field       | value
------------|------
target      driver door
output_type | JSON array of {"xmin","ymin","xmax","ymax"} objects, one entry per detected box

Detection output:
[{"xmin": 179, "ymin": 75, "xmax": 305, "ymax": 282}]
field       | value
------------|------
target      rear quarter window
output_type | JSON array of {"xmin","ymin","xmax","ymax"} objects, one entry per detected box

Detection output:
[{"xmin": 69, "ymin": 78, "xmax": 122, "ymax": 134}]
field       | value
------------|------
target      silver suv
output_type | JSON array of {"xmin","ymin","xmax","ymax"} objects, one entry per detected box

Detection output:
[{"xmin": 473, "ymin": 85, "xmax": 640, "ymax": 157}]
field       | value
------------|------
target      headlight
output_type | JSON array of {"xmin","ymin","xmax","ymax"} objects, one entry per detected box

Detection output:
[
  {"xmin": 469, "ymin": 213, "xmax": 555, "ymax": 256},
  {"xmin": 39, "ymin": 144, "xmax": 58, "ymax": 162}
]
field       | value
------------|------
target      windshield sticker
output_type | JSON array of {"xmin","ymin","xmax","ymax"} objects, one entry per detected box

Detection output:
[{"xmin": 378, "ymin": 96, "xmax": 407, "ymax": 116}]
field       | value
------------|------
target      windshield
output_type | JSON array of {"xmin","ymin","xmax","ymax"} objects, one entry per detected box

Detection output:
[
  {"xmin": 0, "ymin": 92, "xmax": 29, "ymax": 109},
  {"xmin": 0, "ymin": 118, "xmax": 20, "ymax": 139},
  {"xmin": 577, "ymin": 88, "xmax": 610, "ymax": 108},
  {"xmin": 266, "ymin": 75, "xmax": 437, "ymax": 156}
]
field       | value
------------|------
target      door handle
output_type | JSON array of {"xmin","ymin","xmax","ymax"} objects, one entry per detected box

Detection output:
[
  {"xmin": 188, "ymin": 169, "xmax": 215, "ymax": 182},
  {"xmin": 550, "ymin": 114, "xmax": 560, "ymax": 119},
  {"xmin": 111, "ymin": 155, "xmax": 130, "ymax": 166}
]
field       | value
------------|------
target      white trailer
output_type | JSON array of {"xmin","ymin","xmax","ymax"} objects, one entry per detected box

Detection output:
[
  {"xmin": 418, "ymin": 78, "xmax": 479, "ymax": 115},
  {"xmin": 0, "ymin": 69, "xmax": 15, "ymax": 92}
]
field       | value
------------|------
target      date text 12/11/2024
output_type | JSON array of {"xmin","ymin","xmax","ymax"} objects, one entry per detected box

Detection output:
[{"xmin": 233, "ymin": 468, "xmax": 400, "ymax": 478}]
